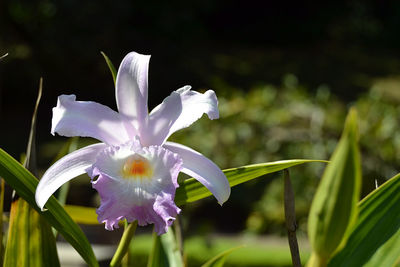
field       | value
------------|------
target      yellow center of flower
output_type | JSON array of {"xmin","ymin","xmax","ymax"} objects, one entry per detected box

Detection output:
[{"xmin": 121, "ymin": 155, "xmax": 152, "ymax": 179}]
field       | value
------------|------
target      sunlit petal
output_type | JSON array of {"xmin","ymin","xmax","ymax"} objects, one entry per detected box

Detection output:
[
  {"xmin": 147, "ymin": 86, "xmax": 219, "ymax": 145},
  {"xmin": 141, "ymin": 91, "xmax": 182, "ymax": 146},
  {"xmin": 35, "ymin": 143, "xmax": 107, "ymax": 210},
  {"xmin": 52, "ymin": 95, "xmax": 131, "ymax": 145},
  {"xmin": 164, "ymin": 141, "xmax": 230, "ymax": 205},
  {"xmin": 87, "ymin": 141, "xmax": 182, "ymax": 234},
  {"xmin": 115, "ymin": 52, "xmax": 150, "ymax": 132}
]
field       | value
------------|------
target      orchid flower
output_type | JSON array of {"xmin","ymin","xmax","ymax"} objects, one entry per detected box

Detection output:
[{"xmin": 35, "ymin": 52, "xmax": 230, "ymax": 234}]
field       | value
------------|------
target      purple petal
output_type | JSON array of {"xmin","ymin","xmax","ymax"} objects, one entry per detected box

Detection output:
[
  {"xmin": 163, "ymin": 141, "xmax": 230, "ymax": 205},
  {"xmin": 52, "ymin": 95, "xmax": 131, "ymax": 145},
  {"xmin": 147, "ymin": 86, "xmax": 219, "ymax": 145},
  {"xmin": 35, "ymin": 143, "xmax": 108, "ymax": 210},
  {"xmin": 115, "ymin": 52, "xmax": 150, "ymax": 133},
  {"xmin": 88, "ymin": 141, "xmax": 182, "ymax": 234}
]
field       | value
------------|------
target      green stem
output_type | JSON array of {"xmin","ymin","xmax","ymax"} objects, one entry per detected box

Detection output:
[{"xmin": 110, "ymin": 221, "xmax": 138, "ymax": 267}]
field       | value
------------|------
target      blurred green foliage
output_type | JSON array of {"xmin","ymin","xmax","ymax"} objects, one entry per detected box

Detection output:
[
  {"xmin": 168, "ymin": 75, "xmax": 400, "ymax": 235},
  {"xmin": 128, "ymin": 234, "xmax": 310, "ymax": 267}
]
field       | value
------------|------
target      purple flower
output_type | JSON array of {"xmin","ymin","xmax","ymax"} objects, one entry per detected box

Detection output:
[{"xmin": 35, "ymin": 52, "xmax": 230, "ymax": 234}]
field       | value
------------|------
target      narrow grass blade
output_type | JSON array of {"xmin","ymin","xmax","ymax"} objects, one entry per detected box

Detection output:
[
  {"xmin": 201, "ymin": 246, "xmax": 244, "ymax": 267},
  {"xmin": 0, "ymin": 149, "xmax": 99, "ymax": 267},
  {"xmin": 328, "ymin": 173, "xmax": 400, "ymax": 266},
  {"xmin": 307, "ymin": 108, "xmax": 361, "ymax": 266},
  {"xmin": 23, "ymin": 77, "xmax": 42, "ymax": 173},
  {"xmin": 175, "ymin": 159, "xmax": 326, "ymax": 205},
  {"xmin": 101, "ymin": 51, "xmax": 117, "ymax": 85},
  {"xmin": 4, "ymin": 79, "xmax": 60, "ymax": 266}
]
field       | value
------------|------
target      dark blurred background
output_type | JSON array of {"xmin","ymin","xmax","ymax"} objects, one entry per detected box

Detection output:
[{"xmin": 1, "ymin": 0, "xmax": 400, "ymax": 240}]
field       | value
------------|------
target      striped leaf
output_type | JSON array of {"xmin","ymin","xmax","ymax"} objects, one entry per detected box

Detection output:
[
  {"xmin": 4, "ymin": 199, "xmax": 60, "ymax": 267},
  {"xmin": 328, "ymin": 173, "xmax": 400, "ymax": 266},
  {"xmin": 175, "ymin": 159, "xmax": 326, "ymax": 205}
]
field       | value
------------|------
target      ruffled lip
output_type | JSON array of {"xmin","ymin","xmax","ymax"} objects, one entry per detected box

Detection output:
[{"xmin": 87, "ymin": 139, "xmax": 183, "ymax": 234}]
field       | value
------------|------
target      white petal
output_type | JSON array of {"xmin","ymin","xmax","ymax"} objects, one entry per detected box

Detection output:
[
  {"xmin": 141, "ymin": 92, "xmax": 182, "ymax": 146},
  {"xmin": 147, "ymin": 86, "xmax": 219, "ymax": 145},
  {"xmin": 35, "ymin": 143, "xmax": 108, "ymax": 210},
  {"xmin": 52, "ymin": 95, "xmax": 131, "ymax": 146},
  {"xmin": 163, "ymin": 142, "xmax": 230, "ymax": 205},
  {"xmin": 115, "ymin": 52, "xmax": 150, "ymax": 131}
]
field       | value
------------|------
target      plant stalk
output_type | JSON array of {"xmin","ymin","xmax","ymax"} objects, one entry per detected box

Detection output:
[
  {"xmin": 283, "ymin": 169, "xmax": 301, "ymax": 267},
  {"xmin": 110, "ymin": 221, "xmax": 138, "ymax": 267}
]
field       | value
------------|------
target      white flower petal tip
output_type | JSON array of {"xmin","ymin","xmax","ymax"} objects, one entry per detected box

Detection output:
[
  {"xmin": 172, "ymin": 87, "xmax": 220, "ymax": 126},
  {"xmin": 51, "ymin": 94, "xmax": 130, "ymax": 145},
  {"xmin": 87, "ymin": 141, "xmax": 183, "ymax": 234},
  {"xmin": 176, "ymin": 86, "xmax": 220, "ymax": 120},
  {"xmin": 146, "ymin": 86, "xmax": 220, "ymax": 145},
  {"xmin": 35, "ymin": 143, "xmax": 107, "ymax": 210},
  {"xmin": 116, "ymin": 52, "xmax": 151, "ymax": 127},
  {"xmin": 164, "ymin": 142, "xmax": 231, "ymax": 205}
]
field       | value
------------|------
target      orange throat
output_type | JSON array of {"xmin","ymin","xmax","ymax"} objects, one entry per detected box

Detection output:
[{"xmin": 122, "ymin": 155, "xmax": 152, "ymax": 179}]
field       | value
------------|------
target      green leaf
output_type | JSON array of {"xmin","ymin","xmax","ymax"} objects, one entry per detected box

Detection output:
[
  {"xmin": 4, "ymin": 199, "xmax": 60, "ymax": 267},
  {"xmin": 0, "ymin": 148, "xmax": 99, "ymax": 267},
  {"xmin": 3, "ymin": 78, "xmax": 60, "ymax": 267},
  {"xmin": 201, "ymin": 246, "xmax": 244, "ymax": 267},
  {"xmin": 64, "ymin": 205, "xmax": 99, "ymax": 225},
  {"xmin": 147, "ymin": 231, "xmax": 168, "ymax": 267},
  {"xmin": 147, "ymin": 229, "xmax": 184, "ymax": 267},
  {"xmin": 0, "ymin": 179, "xmax": 5, "ymax": 265},
  {"xmin": 363, "ymin": 228, "xmax": 400, "ymax": 267},
  {"xmin": 307, "ymin": 108, "xmax": 361, "ymax": 266},
  {"xmin": 328, "ymin": 173, "xmax": 400, "ymax": 266},
  {"xmin": 101, "ymin": 51, "xmax": 117, "ymax": 85},
  {"xmin": 175, "ymin": 159, "xmax": 326, "ymax": 205}
]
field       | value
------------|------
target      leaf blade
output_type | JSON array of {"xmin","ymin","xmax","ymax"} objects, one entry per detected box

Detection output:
[
  {"xmin": 101, "ymin": 51, "xmax": 117, "ymax": 85},
  {"xmin": 307, "ymin": 108, "xmax": 362, "ymax": 263},
  {"xmin": 175, "ymin": 159, "xmax": 326, "ymax": 205},
  {"xmin": 328, "ymin": 173, "xmax": 400, "ymax": 266},
  {"xmin": 201, "ymin": 246, "xmax": 244, "ymax": 267},
  {"xmin": 0, "ymin": 148, "xmax": 99, "ymax": 267}
]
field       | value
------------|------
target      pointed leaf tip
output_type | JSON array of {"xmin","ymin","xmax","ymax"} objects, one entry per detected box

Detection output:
[
  {"xmin": 100, "ymin": 51, "xmax": 117, "ymax": 85},
  {"xmin": 307, "ymin": 108, "xmax": 362, "ymax": 262}
]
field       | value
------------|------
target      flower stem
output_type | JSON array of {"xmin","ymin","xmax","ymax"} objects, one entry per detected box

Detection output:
[
  {"xmin": 283, "ymin": 169, "xmax": 301, "ymax": 267},
  {"xmin": 110, "ymin": 221, "xmax": 138, "ymax": 267}
]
